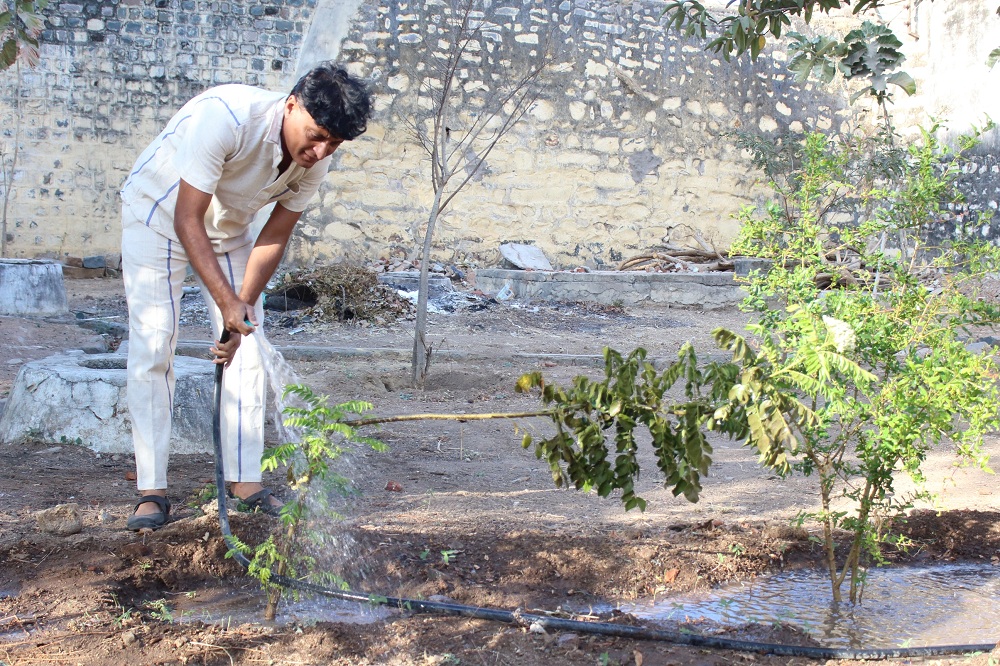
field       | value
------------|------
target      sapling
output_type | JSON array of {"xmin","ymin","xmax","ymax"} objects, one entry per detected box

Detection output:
[
  {"xmin": 228, "ymin": 383, "xmax": 557, "ymax": 619},
  {"xmin": 227, "ymin": 384, "xmax": 383, "ymax": 620}
]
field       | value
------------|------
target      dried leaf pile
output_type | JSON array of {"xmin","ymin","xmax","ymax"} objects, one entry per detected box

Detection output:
[{"xmin": 267, "ymin": 264, "xmax": 414, "ymax": 325}]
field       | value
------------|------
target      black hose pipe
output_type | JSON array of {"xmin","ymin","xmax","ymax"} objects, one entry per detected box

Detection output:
[{"xmin": 211, "ymin": 330, "xmax": 998, "ymax": 661}]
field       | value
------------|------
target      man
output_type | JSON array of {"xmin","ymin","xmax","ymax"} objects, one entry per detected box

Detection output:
[{"xmin": 120, "ymin": 62, "xmax": 372, "ymax": 531}]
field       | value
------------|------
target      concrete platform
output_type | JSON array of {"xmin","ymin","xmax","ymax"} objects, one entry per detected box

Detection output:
[
  {"xmin": 0, "ymin": 351, "xmax": 215, "ymax": 454},
  {"xmin": 475, "ymin": 268, "xmax": 744, "ymax": 309},
  {"xmin": 0, "ymin": 259, "xmax": 68, "ymax": 315}
]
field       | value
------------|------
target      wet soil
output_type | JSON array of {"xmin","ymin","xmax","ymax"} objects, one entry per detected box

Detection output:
[{"xmin": 2, "ymin": 275, "xmax": 1000, "ymax": 666}]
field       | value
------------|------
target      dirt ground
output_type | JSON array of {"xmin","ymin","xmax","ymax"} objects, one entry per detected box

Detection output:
[{"xmin": 2, "ymin": 274, "xmax": 1000, "ymax": 666}]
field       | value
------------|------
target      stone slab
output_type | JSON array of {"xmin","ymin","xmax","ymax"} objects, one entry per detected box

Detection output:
[
  {"xmin": 475, "ymin": 268, "xmax": 745, "ymax": 309},
  {"xmin": 0, "ymin": 351, "xmax": 215, "ymax": 454},
  {"xmin": 0, "ymin": 259, "xmax": 68, "ymax": 315},
  {"xmin": 499, "ymin": 243, "xmax": 554, "ymax": 271}
]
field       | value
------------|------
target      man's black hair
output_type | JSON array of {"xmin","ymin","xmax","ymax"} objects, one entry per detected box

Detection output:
[{"xmin": 290, "ymin": 62, "xmax": 372, "ymax": 140}]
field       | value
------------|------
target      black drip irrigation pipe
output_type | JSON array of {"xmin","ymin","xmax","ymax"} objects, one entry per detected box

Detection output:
[{"xmin": 210, "ymin": 331, "xmax": 997, "ymax": 661}]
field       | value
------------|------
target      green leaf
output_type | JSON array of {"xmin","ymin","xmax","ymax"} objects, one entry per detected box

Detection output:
[
  {"xmin": 0, "ymin": 38, "xmax": 15, "ymax": 69},
  {"xmin": 17, "ymin": 9, "xmax": 44, "ymax": 33},
  {"xmin": 838, "ymin": 20, "xmax": 906, "ymax": 82},
  {"xmin": 887, "ymin": 70, "xmax": 916, "ymax": 96},
  {"xmin": 987, "ymin": 47, "xmax": 1000, "ymax": 69}
]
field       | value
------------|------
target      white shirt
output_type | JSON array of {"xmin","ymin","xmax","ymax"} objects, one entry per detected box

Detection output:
[{"xmin": 120, "ymin": 84, "xmax": 332, "ymax": 253}]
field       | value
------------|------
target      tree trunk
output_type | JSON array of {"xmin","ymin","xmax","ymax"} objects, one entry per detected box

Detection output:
[
  {"xmin": 818, "ymin": 463, "xmax": 842, "ymax": 603},
  {"xmin": 411, "ymin": 188, "xmax": 445, "ymax": 387}
]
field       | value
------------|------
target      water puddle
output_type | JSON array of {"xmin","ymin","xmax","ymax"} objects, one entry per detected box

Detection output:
[
  {"xmin": 624, "ymin": 563, "xmax": 1000, "ymax": 649},
  {"xmin": 170, "ymin": 588, "xmax": 391, "ymax": 627}
]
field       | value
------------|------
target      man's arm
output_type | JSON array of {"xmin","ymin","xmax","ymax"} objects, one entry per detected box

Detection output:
[
  {"xmin": 238, "ymin": 202, "xmax": 303, "ymax": 306},
  {"xmin": 174, "ymin": 180, "xmax": 256, "ymax": 364}
]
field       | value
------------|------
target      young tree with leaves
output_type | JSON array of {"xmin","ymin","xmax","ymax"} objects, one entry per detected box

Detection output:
[{"xmin": 519, "ymin": 122, "xmax": 1000, "ymax": 603}]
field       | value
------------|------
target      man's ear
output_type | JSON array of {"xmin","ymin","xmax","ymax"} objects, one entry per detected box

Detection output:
[{"xmin": 284, "ymin": 95, "xmax": 298, "ymax": 115}]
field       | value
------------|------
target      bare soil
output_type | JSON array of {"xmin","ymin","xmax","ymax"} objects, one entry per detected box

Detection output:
[{"xmin": 2, "ymin": 275, "xmax": 1000, "ymax": 666}]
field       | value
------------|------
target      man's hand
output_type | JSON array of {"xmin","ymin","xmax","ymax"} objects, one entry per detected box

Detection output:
[
  {"xmin": 211, "ymin": 330, "xmax": 242, "ymax": 366},
  {"xmin": 211, "ymin": 314, "xmax": 256, "ymax": 366}
]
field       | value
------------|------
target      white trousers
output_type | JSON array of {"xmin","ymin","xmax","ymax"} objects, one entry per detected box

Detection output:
[{"xmin": 122, "ymin": 218, "xmax": 266, "ymax": 491}]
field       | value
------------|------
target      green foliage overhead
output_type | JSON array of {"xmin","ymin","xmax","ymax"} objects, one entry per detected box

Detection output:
[
  {"xmin": 662, "ymin": 0, "xmax": 885, "ymax": 62},
  {"xmin": 0, "ymin": 1, "xmax": 48, "ymax": 71},
  {"xmin": 662, "ymin": 0, "xmax": 997, "ymax": 98}
]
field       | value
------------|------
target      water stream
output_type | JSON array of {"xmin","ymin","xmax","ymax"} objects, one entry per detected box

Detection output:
[
  {"xmin": 624, "ymin": 563, "xmax": 1000, "ymax": 649},
  {"xmin": 170, "ymin": 588, "xmax": 390, "ymax": 627},
  {"xmin": 255, "ymin": 331, "xmax": 304, "ymax": 445}
]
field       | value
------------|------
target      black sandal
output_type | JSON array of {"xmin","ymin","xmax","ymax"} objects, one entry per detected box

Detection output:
[
  {"xmin": 126, "ymin": 495, "xmax": 171, "ymax": 531},
  {"xmin": 231, "ymin": 488, "xmax": 283, "ymax": 517}
]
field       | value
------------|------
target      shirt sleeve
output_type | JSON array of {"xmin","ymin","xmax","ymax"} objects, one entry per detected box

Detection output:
[
  {"xmin": 171, "ymin": 95, "xmax": 241, "ymax": 195},
  {"xmin": 279, "ymin": 158, "xmax": 331, "ymax": 212}
]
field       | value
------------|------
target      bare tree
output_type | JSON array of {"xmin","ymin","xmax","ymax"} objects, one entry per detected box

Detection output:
[{"xmin": 402, "ymin": 0, "xmax": 547, "ymax": 387}]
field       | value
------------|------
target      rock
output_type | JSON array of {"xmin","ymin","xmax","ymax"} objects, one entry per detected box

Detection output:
[
  {"xmin": 82, "ymin": 256, "xmax": 106, "ymax": 269},
  {"xmin": 122, "ymin": 630, "xmax": 137, "ymax": 646},
  {"xmin": 965, "ymin": 341, "xmax": 991, "ymax": 354},
  {"xmin": 499, "ymin": 243, "xmax": 553, "ymax": 271},
  {"xmin": 36, "ymin": 503, "xmax": 83, "ymax": 536},
  {"xmin": 104, "ymin": 253, "xmax": 123, "ymax": 271}
]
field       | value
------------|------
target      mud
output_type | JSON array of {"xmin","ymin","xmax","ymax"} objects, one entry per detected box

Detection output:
[{"xmin": 2, "ymin": 275, "xmax": 1000, "ymax": 666}]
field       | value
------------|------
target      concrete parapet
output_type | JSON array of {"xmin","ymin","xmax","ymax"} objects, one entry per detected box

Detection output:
[
  {"xmin": 0, "ymin": 351, "xmax": 215, "ymax": 454},
  {"xmin": 475, "ymin": 269, "xmax": 745, "ymax": 309}
]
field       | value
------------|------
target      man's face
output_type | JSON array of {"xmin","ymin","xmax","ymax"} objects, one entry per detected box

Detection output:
[{"xmin": 281, "ymin": 95, "xmax": 344, "ymax": 168}]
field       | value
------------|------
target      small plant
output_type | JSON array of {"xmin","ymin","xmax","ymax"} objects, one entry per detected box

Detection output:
[
  {"xmin": 143, "ymin": 599, "xmax": 173, "ymax": 623},
  {"xmin": 109, "ymin": 596, "xmax": 135, "ymax": 628},
  {"xmin": 227, "ymin": 384, "xmax": 383, "ymax": 621},
  {"xmin": 187, "ymin": 482, "xmax": 218, "ymax": 509},
  {"xmin": 440, "ymin": 549, "xmax": 459, "ymax": 565}
]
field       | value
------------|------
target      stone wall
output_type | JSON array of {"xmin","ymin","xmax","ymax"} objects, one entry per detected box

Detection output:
[
  {"xmin": 288, "ymin": 0, "xmax": 855, "ymax": 269},
  {"xmin": 1, "ymin": 0, "xmax": 997, "ymax": 268},
  {"xmin": 0, "ymin": 0, "xmax": 308, "ymax": 260}
]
